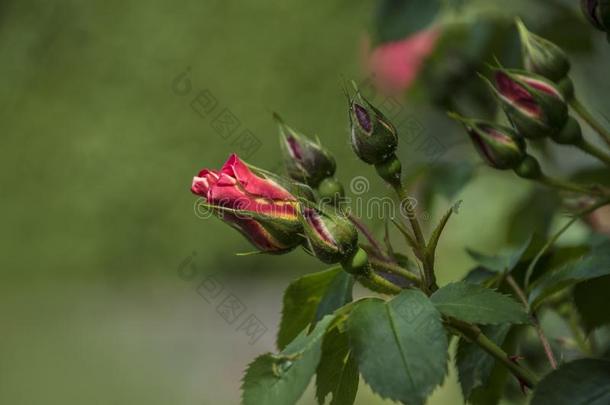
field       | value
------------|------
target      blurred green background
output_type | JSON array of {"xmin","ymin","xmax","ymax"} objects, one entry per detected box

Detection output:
[{"xmin": 2, "ymin": 1, "xmax": 609, "ymax": 404}]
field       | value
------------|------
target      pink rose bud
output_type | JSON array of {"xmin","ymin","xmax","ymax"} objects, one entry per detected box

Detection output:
[
  {"xmin": 367, "ymin": 28, "xmax": 440, "ymax": 94},
  {"xmin": 298, "ymin": 204, "xmax": 358, "ymax": 264},
  {"xmin": 191, "ymin": 154, "xmax": 303, "ymax": 253},
  {"xmin": 484, "ymin": 69, "xmax": 568, "ymax": 139},
  {"xmin": 274, "ymin": 113, "xmax": 337, "ymax": 188},
  {"xmin": 449, "ymin": 113, "xmax": 527, "ymax": 170}
]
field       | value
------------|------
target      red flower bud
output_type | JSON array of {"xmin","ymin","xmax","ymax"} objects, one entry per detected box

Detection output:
[
  {"xmin": 581, "ymin": 0, "xmax": 610, "ymax": 32},
  {"xmin": 450, "ymin": 113, "xmax": 526, "ymax": 170},
  {"xmin": 191, "ymin": 154, "xmax": 302, "ymax": 253},
  {"xmin": 347, "ymin": 84, "xmax": 398, "ymax": 165},
  {"xmin": 275, "ymin": 113, "xmax": 337, "ymax": 188},
  {"xmin": 298, "ymin": 204, "xmax": 358, "ymax": 264},
  {"xmin": 485, "ymin": 69, "xmax": 568, "ymax": 139}
]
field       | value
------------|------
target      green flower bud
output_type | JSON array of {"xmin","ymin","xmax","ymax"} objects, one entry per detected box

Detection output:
[
  {"xmin": 514, "ymin": 155, "xmax": 542, "ymax": 180},
  {"xmin": 347, "ymin": 85, "xmax": 398, "ymax": 165},
  {"xmin": 341, "ymin": 247, "xmax": 370, "ymax": 276},
  {"xmin": 485, "ymin": 69, "xmax": 568, "ymax": 139},
  {"xmin": 317, "ymin": 177, "xmax": 345, "ymax": 205},
  {"xmin": 375, "ymin": 155, "xmax": 402, "ymax": 188},
  {"xmin": 581, "ymin": 0, "xmax": 610, "ymax": 32},
  {"xmin": 449, "ymin": 113, "xmax": 526, "ymax": 170},
  {"xmin": 275, "ymin": 113, "xmax": 336, "ymax": 188},
  {"xmin": 516, "ymin": 18, "xmax": 570, "ymax": 82},
  {"xmin": 298, "ymin": 204, "xmax": 358, "ymax": 264}
]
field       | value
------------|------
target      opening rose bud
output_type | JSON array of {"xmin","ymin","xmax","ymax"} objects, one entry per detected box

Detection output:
[
  {"xmin": 347, "ymin": 83, "xmax": 398, "ymax": 165},
  {"xmin": 274, "ymin": 113, "xmax": 337, "ymax": 188},
  {"xmin": 581, "ymin": 0, "xmax": 610, "ymax": 32},
  {"xmin": 516, "ymin": 18, "xmax": 570, "ymax": 82},
  {"xmin": 487, "ymin": 69, "xmax": 568, "ymax": 139},
  {"xmin": 298, "ymin": 205, "xmax": 358, "ymax": 264},
  {"xmin": 191, "ymin": 154, "xmax": 303, "ymax": 254},
  {"xmin": 449, "ymin": 113, "xmax": 526, "ymax": 170}
]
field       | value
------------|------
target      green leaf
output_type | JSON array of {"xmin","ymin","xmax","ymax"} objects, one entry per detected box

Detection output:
[
  {"xmin": 531, "ymin": 359, "xmax": 610, "ymax": 405},
  {"xmin": 347, "ymin": 290, "xmax": 448, "ymax": 405},
  {"xmin": 456, "ymin": 324, "xmax": 511, "ymax": 399},
  {"xmin": 574, "ymin": 275, "xmax": 610, "ymax": 333},
  {"xmin": 462, "ymin": 266, "xmax": 498, "ymax": 287},
  {"xmin": 278, "ymin": 267, "xmax": 353, "ymax": 349},
  {"xmin": 466, "ymin": 235, "xmax": 534, "ymax": 274},
  {"xmin": 241, "ymin": 316, "xmax": 333, "ymax": 405},
  {"xmin": 373, "ymin": 0, "xmax": 441, "ymax": 44},
  {"xmin": 315, "ymin": 325, "xmax": 358, "ymax": 405},
  {"xmin": 431, "ymin": 282, "xmax": 529, "ymax": 325},
  {"xmin": 529, "ymin": 241, "xmax": 610, "ymax": 310}
]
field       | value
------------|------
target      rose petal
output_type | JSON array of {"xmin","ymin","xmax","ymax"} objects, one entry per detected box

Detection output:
[
  {"xmin": 221, "ymin": 154, "xmax": 296, "ymax": 201},
  {"xmin": 495, "ymin": 72, "xmax": 541, "ymax": 116}
]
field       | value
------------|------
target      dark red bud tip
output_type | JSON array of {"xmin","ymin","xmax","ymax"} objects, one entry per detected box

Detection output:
[
  {"xmin": 302, "ymin": 207, "xmax": 336, "ymax": 246},
  {"xmin": 494, "ymin": 71, "xmax": 540, "ymax": 116},
  {"xmin": 581, "ymin": 0, "xmax": 608, "ymax": 31},
  {"xmin": 285, "ymin": 135, "xmax": 303, "ymax": 160},
  {"xmin": 353, "ymin": 103, "xmax": 372, "ymax": 132}
]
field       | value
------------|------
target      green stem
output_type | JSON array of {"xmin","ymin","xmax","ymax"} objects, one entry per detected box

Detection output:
[
  {"xmin": 577, "ymin": 138, "xmax": 610, "ymax": 167},
  {"xmin": 447, "ymin": 318, "xmax": 539, "ymax": 388},
  {"xmin": 392, "ymin": 184, "xmax": 437, "ymax": 291},
  {"xmin": 505, "ymin": 275, "xmax": 557, "ymax": 369},
  {"xmin": 570, "ymin": 97, "xmax": 610, "ymax": 148},
  {"xmin": 347, "ymin": 213, "xmax": 387, "ymax": 259},
  {"xmin": 537, "ymin": 175, "xmax": 600, "ymax": 196},
  {"xmin": 368, "ymin": 257, "xmax": 421, "ymax": 285},
  {"xmin": 393, "ymin": 184, "xmax": 426, "ymax": 249},
  {"xmin": 524, "ymin": 196, "xmax": 610, "ymax": 290},
  {"xmin": 356, "ymin": 271, "xmax": 403, "ymax": 295}
]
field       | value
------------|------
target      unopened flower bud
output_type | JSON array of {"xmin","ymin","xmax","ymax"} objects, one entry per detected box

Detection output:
[
  {"xmin": 485, "ymin": 69, "xmax": 568, "ymax": 139},
  {"xmin": 191, "ymin": 154, "xmax": 303, "ymax": 254},
  {"xmin": 516, "ymin": 18, "xmax": 570, "ymax": 82},
  {"xmin": 298, "ymin": 204, "xmax": 358, "ymax": 264},
  {"xmin": 348, "ymin": 84, "xmax": 398, "ymax": 165},
  {"xmin": 449, "ymin": 113, "xmax": 526, "ymax": 170},
  {"xmin": 581, "ymin": 0, "xmax": 610, "ymax": 32},
  {"xmin": 514, "ymin": 155, "xmax": 542, "ymax": 180},
  {"xmin": 275, "ymin": 113, "xmax": 336, "ymax": 188},
  {"xmin": 317, "ymin": 177, "xmax": 345, "ymax": 205}
]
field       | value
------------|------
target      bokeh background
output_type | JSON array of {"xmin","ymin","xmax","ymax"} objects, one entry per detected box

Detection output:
[{"xmin": 2, "ymin": 0, "xmax": 610, "ymax": 404}]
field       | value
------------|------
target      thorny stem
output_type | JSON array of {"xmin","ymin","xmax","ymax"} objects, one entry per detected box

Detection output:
[
  {"xmin": 506, "ymin": 275, "xmax": 558, "ymax": 370},
  {"xmin": 446, "ymin": 318, "xmax": 539, "ymax": 388},
  {"xmin": 358, "ymin": 271, "xmax": 403, "ymax": 295},
  {"xmin": 379, "ymin": 160, "xmax": 539, "ymax": 386},
  {"xmin": 368, "ymin": 256, "xmax": 421, "ymax": 285},
  {"xmin": 570, "ymin": 97, "xmax": 610, "ymax": 148},
  {"xmin": 347, "ymin": 213, "xmax": 389, "ymax": 260},
  {"xmin": 378, "ymin": 283, "xmax": 540, "ymax": 388},
  {"xmin": 392, "ymin": 183, "xmax": 438, "ymax": 292}
]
